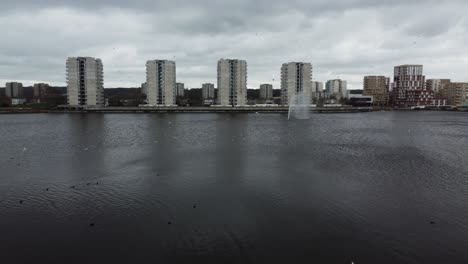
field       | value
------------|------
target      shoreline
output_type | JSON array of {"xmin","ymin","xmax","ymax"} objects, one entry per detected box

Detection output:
[{"xmin": 0, "ymin": 106, "xmax": 466, "ymax": 114}]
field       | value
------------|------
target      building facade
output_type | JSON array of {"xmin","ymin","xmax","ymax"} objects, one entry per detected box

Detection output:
[
  {"xmin": 141, "ymin": 82, "xmax": 148, "ymax": 96},
  {"xmin": 426, "ymin": 79, "xmax": 451, "ymax": 94},
  {"xmin": 312, "ymin": 81, "xmax": 324, "ymax": 93},
  {"xmin": 450, "ymin": 82, "xmax": 468, "ymax": 106},
  {"xmin": 259, "ymin": 84, "xmax": 273, "ymax": 100},
  {"xmin": 325, "ymin": 79, "xmax": 347, "ymax": 100},
  {"xmin": 311, "ymin": 81, "xmax": 324, "ymax": 103},
  {"xmin": 202, "ymin": 83, "xmax": 215, "ymax": 99},
  {"xmin": 280, "ymin": 62, "xmax": 312, "ymax": 105},
  {"xmin": 217, "ymin": 59, "xmax": 247, "ymax": 106},
  {"xmin": 363, "ymin": 76, "xmax": 390, "ymax": 106},
  {"xmin": 176, "ymin": 83, "xmax": 185, "ymax": 97},
  {"xmin": 146, "ymin": 60, "xmax": 176, "ymax": 106},
  {"xmin": 347, "ymin": 90, "xmax": 373, "ymax": 106},
  {"xmin": 5, "ymin": 82, "xmax": 24, "ymax": 98},
  {"xmin": 392, "ymin": 65, "xmax": 432, "ymax": 107},
  {"xmin": 33, "ymin": 83, "xmax": 50, "ymax": 98},
  {"xmin": 426, "ymin": 79, "xmax": 451, "ymax": 105},
  {"xmin": 66, "ymin": 57, "xmax": 104, "ymax": 106},
  {"xmin": 11, "ymin": 98, "xmax": 26, "ymax": 105}
]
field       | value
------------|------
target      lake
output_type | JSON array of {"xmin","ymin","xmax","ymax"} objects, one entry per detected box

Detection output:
[{"xmin": 0, "ymin": 112, "xmax": 467, "ymax": 263}]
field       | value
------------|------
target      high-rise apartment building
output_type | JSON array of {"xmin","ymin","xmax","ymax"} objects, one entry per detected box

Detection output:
[
  {"xmin": 392, "ymin": 65, "xmax": 432, "ymax": 107},
  {"xmin": 281, "ymin": 62, "xmax": 312, "ymax": 105},
  {"xmin": 176, "ymin": 83, "xmax": 185, "ymax": 97},
  {"xmin": 5, "ymin": 82, "xmax": 24, "ymax": 98},
  {"xmin": 363, "ymin": 76, "xmax": 390, "ymax": 105},
  {"xmin": 66, "ymin": 57, "xmax": 104, "ymax": 106},
  {"xmin": 325, "ymin": 79, "xmax": 347, "ymax": 99},
  {"xmin": 146, "ymin": 60, "xmax": 176, "ymax": 106},
  {"xmin": 259, "ymin": 84, "xmax": 273, "ymax": 100},
  {"xmin": 202, "ymin": 83, "xmax": 215, "ymax": 99},
  {"xmin": 217, "ymin": 59, "xmax": 247, "ymax": 106},
  {"xmin": 33, "ymin": 83, "xmax": 50, "ymax": 98}
]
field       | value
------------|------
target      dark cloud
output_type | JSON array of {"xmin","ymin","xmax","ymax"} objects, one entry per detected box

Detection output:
[{"xmin": 0, "ymin": 0, "xmax": 468, "ymax": 88}]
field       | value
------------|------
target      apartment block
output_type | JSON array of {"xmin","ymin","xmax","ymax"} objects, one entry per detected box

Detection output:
[
  {"xmin": 146, "ymin": 60, "xmax": 176, "ymax": 106},
  {"xmin": 176, "ymin": 83, "xmax": 185, "ymax": 97},
  {"xmin": 392, "ymin": 65, "xmax": 433, "ymax": 107},
  {"xmin": 5, "ymin": 82, "xmax": 24, "ymax": 98},
  {"xmin": 33, "ymin": 83, "xmax": 50, "ymax": 98},
  {"xmin": 66, "ymin": 57, "xmax": 104, "ymax": 106},
  {"xmin": 202, "ymin": 83, "xmax": 215, "ymax": 99},
  {"xmin": 259, "ymin": 84, "xmax": 273, "ymax": 100},
  {"xmin": 217, "ymin": 59, "xmax": 247, "ymax": 106},
  {"xmin": 325, "ymin": 79, "xmax": 347, "ymax": 100},
  {"xmin": 311, "ymin": 81, "xmax": 324, "ymax": 102},
  {"xmin": 281, "ymin": 62, "xmax": 312, "ymax": 105},
  {"xmin": 363, "ymin": 76, "xmax": 390, "ymax": 105},
  {"xmin": 450, "ymin": 82, "xmax": 468, "ymax": 106}
]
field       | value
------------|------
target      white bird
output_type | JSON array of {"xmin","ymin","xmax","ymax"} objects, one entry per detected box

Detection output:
[{"xmin": 23, "ymin": 147, "xmax": 27, "ymax": 152}]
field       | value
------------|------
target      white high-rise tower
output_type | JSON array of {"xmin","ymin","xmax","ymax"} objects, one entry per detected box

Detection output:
[
  {"xmin": 281, "ymin": 62, "xmax": 312, "ymax": 105},
  {"xmin": 146, "ymin": 60, "xmax": 176, "ymax": 106},
  {"xmin": 66, "ymin": 57, "xmax": 104, "ymax": 106},
  {"xmin": 217, "ymin": 59, "xmax": 247, "ymax": 106}
]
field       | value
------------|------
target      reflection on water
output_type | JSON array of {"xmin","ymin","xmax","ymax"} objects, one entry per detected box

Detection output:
[{"xmin": 0, "ymin": 112, "xmax": 468, "ymax": 263}]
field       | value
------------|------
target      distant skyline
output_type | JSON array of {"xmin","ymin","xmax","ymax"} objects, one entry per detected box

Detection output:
[{"xmin": 1, "ymin": 0, "xmax": 468, "ymax": 89}]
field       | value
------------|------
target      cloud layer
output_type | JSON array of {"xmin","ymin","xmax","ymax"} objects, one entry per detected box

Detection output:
[{"xmin": 1, "ymin": 0, "xmax": 468, "ymax": 89}]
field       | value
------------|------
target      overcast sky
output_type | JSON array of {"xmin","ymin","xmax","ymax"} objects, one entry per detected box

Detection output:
[{"xmin": 1, "ymin": 0, "xmax": 468, "ymax": 89}]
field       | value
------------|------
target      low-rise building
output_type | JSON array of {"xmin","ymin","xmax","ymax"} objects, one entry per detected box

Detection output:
[
  {"xmin": 203, "ymin": 99, "xmax": 216, "ymax": 106},
  {"xmin": 347, "ymin": 89, "xmax": 373, "ymax": 106},
  {"xmin": 11, "ymin": 98, "xmax": 26, "ymax": 105}
]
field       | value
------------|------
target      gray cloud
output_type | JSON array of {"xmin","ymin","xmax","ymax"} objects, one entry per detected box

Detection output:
[{"xmin": 1, "ymin": 0, "xmax": 468, "ymax": 89}]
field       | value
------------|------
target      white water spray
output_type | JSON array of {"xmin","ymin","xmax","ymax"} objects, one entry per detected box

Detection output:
[{"xmin": 287, "ymin": 92, "xmax": 311, "ymax": 120}]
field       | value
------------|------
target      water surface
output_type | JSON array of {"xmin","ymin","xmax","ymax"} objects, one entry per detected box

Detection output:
[{"xmin": 1, "ymin": 112, "xmax": 467, "ymax": 263}]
